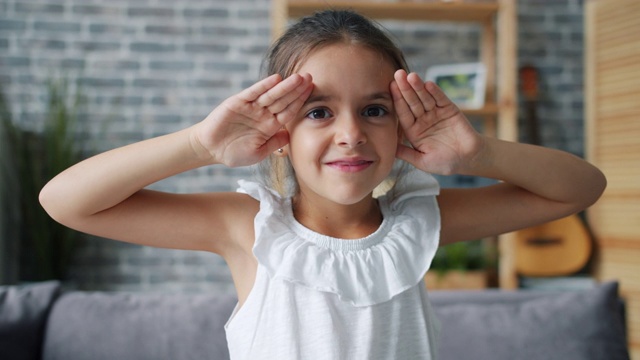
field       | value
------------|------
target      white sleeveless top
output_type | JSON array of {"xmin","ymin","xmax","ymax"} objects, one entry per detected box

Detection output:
[{"xmin": 225, "ymin": 170, "xmax": 442, "ymax": 360}]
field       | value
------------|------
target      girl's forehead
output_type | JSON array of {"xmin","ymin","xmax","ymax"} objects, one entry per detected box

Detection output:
[
  {"xmin": 296, "ymin": 44, "xmax": 396, "ymax": 79},
  {"xmin": 298, "ymin": 45, "xmax": 395, "ymax": 102},
  {"xmin": 297, "ymin": 49, "xmax": 396, "ymax": 104},
  {"xmin": 295, "ymin": 43, "xmax": 396, "ymax": 74}
]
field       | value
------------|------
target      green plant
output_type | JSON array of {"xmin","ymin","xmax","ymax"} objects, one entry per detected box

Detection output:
[
  {"xmin": 430, "ymin": 239, "xmax": 494, "ymax": 276},
  {"xmin": 1, "ymin": 79, "xmax": 86, "ymax": 281}
]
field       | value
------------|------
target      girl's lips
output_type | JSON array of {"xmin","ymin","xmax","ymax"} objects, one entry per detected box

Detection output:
[{"xmin": 325, "ymin": 159, "xmax": 374, "ymax": 172}]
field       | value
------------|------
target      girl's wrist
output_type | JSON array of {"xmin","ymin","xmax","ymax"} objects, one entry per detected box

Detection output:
[
  {"xmin": 459, "ymin": 134, "xmax": 494, "ymax": 177},
  {"xmin": 187, "ymin": 124, "xmax": 218, "ymax": 165}
]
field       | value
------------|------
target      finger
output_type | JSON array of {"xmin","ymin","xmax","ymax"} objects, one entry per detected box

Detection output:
[
  {"xmin": 265, "ymin": 73, "xmax": 313, "ymax": 116},
  {"xmin": 395, "ymin": 143, "xmax": 422, "ymax": 168},
  {"xmin": 277, "ymin": 76, "xmax": 314, "ymax": 125},
  {"xmin": 425, "ymin": 81, "xmax": 454, "ymax": 108},
  {"xmin": 407, "ymin": 72, "xmax": 437, "ymax": 111},
  {"xmin": 238, "ymin": 74, "xmax": 282, "ymax": 102},
  {"xmin": 254, "ymin": 74, "xmax": 306, "ymax": 111},
  {"xmin": 390, "ymin": 80, "xmax": 416, "ymax": 131},
  {"xmin": 393, "ymin": 70, "xmax": 425, "ymax": 118}
]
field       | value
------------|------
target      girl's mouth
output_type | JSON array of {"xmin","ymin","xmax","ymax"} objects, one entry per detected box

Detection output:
[{"xmin": 325, "ymin": 159, "xmax": 374, "ymax": 173}]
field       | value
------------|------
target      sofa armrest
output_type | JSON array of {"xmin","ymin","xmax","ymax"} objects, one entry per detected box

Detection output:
[
  {"xmin": 43, "ymin": 291, "xmax": 237, "ymax": 360},
  {"xmin": 430, "ymin": 281, "xmax": 629, "ymax": 360},
  {"xmin": 0, "ymin": 281, "xmax": 62, "ymax": 360}
]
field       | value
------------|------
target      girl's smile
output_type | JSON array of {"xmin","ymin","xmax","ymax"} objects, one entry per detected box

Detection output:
[{"xmin": 324, "ymin": 157, "xmax": 374, "ymax": 173}]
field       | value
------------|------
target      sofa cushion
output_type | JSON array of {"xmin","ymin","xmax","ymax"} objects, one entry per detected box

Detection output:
[
  {"xmin": 430, "ymin": 281, "xmax": 629, "ymax": 360},
  {"xmin": 43, "ymin": 291, "xmax": 237, "ymax": 360},
  {"xmin": 0, "ymin": 281, "xmax": 62, "ymax": 360}
]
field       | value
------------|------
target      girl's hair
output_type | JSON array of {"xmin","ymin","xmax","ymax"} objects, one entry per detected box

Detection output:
[
  {"xmin": 265, "ymin": 9, "xmax": 409, "ymax": 79},
  {"xmin": 257, "ymin": 10, "xmax": 409, "ymax": 197}
]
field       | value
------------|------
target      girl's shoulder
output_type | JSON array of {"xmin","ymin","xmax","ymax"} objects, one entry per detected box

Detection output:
[
  {"xmin": 384, "ymin": 167, "xmax": 440, "ymax": 206},
  {"xmin": 236, "ymin": 179, "xmax": 284, "ymax": 202}
]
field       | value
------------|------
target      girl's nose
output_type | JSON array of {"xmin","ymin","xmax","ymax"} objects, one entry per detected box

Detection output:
[{"xmin": 334, "ymin": 113, "xmax": 367, "ymax": 148}]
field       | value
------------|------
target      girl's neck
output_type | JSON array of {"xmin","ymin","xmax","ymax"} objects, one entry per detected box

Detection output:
[{"xmin": 292, "ymin": 193, "xmax": 382, "ymax": 239}]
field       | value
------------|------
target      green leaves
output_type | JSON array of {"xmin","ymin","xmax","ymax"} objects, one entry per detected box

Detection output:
[
  {"xmin": 431, "ymin": 239, "xmax": 490, "ymax": 275},
  {"xmin": 1, "ymin": 79, "xmax": 87, "ymax": 281}
]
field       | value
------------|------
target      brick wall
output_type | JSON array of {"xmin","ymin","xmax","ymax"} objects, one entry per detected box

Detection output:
[
  {"xmin": 0, "ymin": 0, "xmax": 586, "ymax": 293},
  {"xmin": 518, "ymin": 0, "xmax": 586, "ymax": 154}
]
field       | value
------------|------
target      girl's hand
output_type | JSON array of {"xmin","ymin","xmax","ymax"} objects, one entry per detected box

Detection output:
[
  {"xmin": 390, "ymin": 70, "xmax": 483, "ymax": 175},
  {"xmin": 191, "ymin": 73, "xmax": 313, "ymax": 167}
]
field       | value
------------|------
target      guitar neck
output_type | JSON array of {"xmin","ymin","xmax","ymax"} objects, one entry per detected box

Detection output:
[{"xmin": 525, "ymin": 99, "xmax": 540, "ymax": 146}]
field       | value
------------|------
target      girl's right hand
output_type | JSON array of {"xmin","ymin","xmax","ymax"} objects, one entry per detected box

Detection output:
[{"xmin": 191, "ymin": 73, "xmax": 313, "ymax": 167}]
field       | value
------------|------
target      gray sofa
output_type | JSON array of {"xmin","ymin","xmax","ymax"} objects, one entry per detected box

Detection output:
[{"xmin": 0, "ymin": 280, "xmax": 630, "ymax": 360}]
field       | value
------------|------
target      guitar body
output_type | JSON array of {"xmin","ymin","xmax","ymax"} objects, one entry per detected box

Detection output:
[
  {"xmin": 513, "ymin": 65, "xmax": 594, "ymax": 277},
  {"xmin": 514, "ymin": 215, "xmax": 592, "ymax": 277}
]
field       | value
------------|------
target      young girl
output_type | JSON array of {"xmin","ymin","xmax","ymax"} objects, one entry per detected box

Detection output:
[{"xmin": 40, "ymin": 10, "xmax": 605, "ymax": 359}]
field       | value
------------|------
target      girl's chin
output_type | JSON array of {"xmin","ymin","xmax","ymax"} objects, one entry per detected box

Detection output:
[{"xmin": 323, "ymin": 188, "xmax": 377, "ymax": 206}]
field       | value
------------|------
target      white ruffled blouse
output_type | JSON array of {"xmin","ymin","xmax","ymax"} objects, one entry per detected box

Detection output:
[{"xmin": 225, "ymin": 170, "xmax": 442, "ymax": 360}]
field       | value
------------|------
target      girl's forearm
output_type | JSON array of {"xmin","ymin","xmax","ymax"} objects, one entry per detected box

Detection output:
[
  {"xmin": 464, "ymin": 136, "xmax": 606, "ymax": 210},
  {"xmin": 39, "ymin": 126, "xmax": 213, "ymax": 221}
]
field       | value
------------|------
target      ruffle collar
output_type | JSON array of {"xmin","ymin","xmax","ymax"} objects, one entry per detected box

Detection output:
[{"xmin": 237, "ymin": 170, "xmax": 441, "ymax": 307}]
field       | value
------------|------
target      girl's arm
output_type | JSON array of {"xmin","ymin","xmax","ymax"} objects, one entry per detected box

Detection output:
[
  {"xmin": 40, "ymin": 73, "xmax": 313, "ymax": 255},
  {"xmin": 435, "ymin": 138, "xmax": 605, "ymax": 244},
  {"xmin": 391, "ymin": 70, "xmax": 606, "ymax": 245}
]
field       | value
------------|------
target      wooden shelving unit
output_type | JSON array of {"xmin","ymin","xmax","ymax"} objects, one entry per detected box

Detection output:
[
  {"xmin": 282, "ymin": 2, "xmax": 499, "ymax": 22},
  {"xmin": 271, "ymin": 0, "xmax": 519, "ymax": 289}
]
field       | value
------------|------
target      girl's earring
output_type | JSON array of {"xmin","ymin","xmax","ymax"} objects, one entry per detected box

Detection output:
[{"xmin": 275, "ymin": 147, "xmax": 287, "ymax": 157}]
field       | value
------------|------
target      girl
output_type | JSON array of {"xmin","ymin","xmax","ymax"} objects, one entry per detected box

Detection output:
[{"xmin": 40, "ymin": 10, "xmax": 605, "ymax": 359}]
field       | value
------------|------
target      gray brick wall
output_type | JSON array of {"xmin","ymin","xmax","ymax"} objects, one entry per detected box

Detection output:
[
  {"xmin": 1, "ymin": 0, "xmax": 586, "ymax": 293},
  {"xmin": 518, "ymin": 0, "xmax": 586, "ymax": 155}
]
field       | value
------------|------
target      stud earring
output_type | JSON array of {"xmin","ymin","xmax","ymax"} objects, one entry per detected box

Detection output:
[{"xmin": 277, "ymin": 148, "xmax": 284, "ymax": 154}]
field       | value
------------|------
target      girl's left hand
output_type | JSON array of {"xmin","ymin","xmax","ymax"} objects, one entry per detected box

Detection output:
[{"xmin": 390, "ymin": 70, "xmax": 484, "ymax": 175}]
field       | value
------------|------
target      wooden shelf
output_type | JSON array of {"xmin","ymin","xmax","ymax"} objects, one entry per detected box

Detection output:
[
  {"xmin": 286, "ymin": 1, "xmax": 499, "ymax": 22},
  {"xmin": 462, "ymin": 103, "xmax": 499, "ymax": 117}
]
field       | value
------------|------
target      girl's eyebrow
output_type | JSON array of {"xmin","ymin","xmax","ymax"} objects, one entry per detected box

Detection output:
[
  {"xmin": 304, "ymin": 92, "xmax": 391, "ymax": 105},
  {"xmin": 305, "ymin": 94, "xmax": 332, "ymax": 105},
  {"xmin": 367, "ymin": 92, "xmax": 392, "ymax": 101}
]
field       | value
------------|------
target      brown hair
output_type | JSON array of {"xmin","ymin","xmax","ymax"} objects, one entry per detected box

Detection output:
[
  {"xmin": 257, "ymin": 10, "xmax": 409, "ymax": 196},
  {"xmin": 264, "ymin": 9, "xmax": 409, "ymax": 78}
]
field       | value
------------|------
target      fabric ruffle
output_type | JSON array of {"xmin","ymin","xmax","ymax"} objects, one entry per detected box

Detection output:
[{"xmin": 237, "ymin": 169, "xmax": 441, "ymax": 307}]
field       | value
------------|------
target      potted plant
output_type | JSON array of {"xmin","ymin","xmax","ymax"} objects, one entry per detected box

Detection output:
[
  {"xmin": 1, "ymin": 79, "xmax": 87, "ymax": 282},
  {"xmin": 425, "ymin": 238, "xmax": 497, "ymax": 290}
]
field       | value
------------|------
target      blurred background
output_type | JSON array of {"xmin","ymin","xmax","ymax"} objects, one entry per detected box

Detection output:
[{"xmin": 0, "ymin": 0, "xmax": 609, "ymax": 292}]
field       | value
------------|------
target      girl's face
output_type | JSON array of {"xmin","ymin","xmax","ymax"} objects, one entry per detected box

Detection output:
[{"xmin": 285, "ymin": 43, "xmax": 400, "ymax": 207}]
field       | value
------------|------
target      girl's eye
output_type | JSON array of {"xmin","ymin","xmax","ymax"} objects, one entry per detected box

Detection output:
[
  {"xmin": 362, "ymin": 106, "xmax": 388, "ymax": 117},
  {"xmin": 306, "ymin": 108, "xmax": 332, "ymax": 120}
]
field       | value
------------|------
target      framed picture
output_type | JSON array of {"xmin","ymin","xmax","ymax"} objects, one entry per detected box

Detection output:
[{"xmin": 425, "ymin": 62, "xmax": 486, "ymax": 109}]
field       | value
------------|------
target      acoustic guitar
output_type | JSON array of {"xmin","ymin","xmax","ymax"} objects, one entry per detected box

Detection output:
[{"xmin": 513, "ymin": 65, "xmax": 593, "ymax": 277}]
